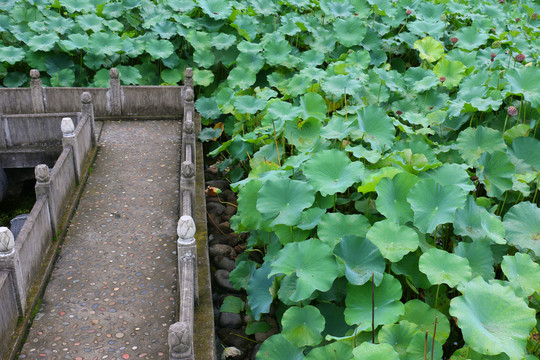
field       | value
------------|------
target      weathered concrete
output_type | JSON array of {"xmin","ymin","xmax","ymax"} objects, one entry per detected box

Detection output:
[
  {"xmin": 0, "ymin": 270, "xmax": 18, "ymax": 356},
  {"xmin": 19, "ymin": 121, "xmax": 182, "ymax": 359}
]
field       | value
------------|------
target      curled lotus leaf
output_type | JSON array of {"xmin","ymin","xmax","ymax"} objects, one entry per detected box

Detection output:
[
  {"xmin": 282, "ymin": 305, "xmax": 325, "ymax": 347},
  {"xmin": 414, "ymin": 36, "xmax": 444, "ymax": 63},
  {"xmin": 501, "ymin": 252, "xmax": 540, "ymax": 297},
  {"xmin": 419, "ymin": 248, "xmax": 472, "ymax": 288}
]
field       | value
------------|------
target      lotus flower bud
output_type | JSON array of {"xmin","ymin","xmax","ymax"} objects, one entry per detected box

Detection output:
[{"xmin": 507, "ymin": 106, "xmax": 518, "ymax": 117}]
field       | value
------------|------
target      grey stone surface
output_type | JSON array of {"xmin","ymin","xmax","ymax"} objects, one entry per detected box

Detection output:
[
  {"xmin": 19, "ymin": 121, "xmax": 181, "ymax": 359},
  {"xmin": 0, "ymin": 270, "xmax": 18, "ymax": 355},
  {"xmin": 0, "ymin": 227, "xmax": 14, "ymax": 252}
]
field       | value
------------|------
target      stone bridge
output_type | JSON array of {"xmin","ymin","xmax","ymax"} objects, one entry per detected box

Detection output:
[{"xmin": 0, "ymin": 69, "xmax": 214, "ymax": 360}]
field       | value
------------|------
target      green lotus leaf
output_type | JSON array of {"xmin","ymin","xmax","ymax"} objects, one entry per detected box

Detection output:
[
  {"xmin": 449, "ymin": 277, "xmax": 536, "ymax": 359},
  {"xmin": 322, "ymin": 74, "xmax": 362, "ymax": 96},
  {"xmin": 198, "ymin": 0, "xmax": 232, "ymax": 20},
  {"xmin": 0, "ymin": 46, "xmax": 25, "ymax": 64},
  {"xmin": 455, "ymin": 239, "xmax": 495, "ymax": 281},
  {"xmin": 346, "ymin": 145, "xmax": 382, "ymax": 164},
  {"xmin": 414, "ymin": 36, "xmax": 444, "ymax": 63},
  {"xmin": 456, "ymin": 126, "xmax": 506, "ymax": 166},
  {"xmin": 422, "ymin": 163, "xmax": 475, "ymax": 194},
  {"xmin": 195, "ymin": 96, "xmax": 221, "ymax": 120},
  {"xmin": 305, "ymin": 341, "xmax": 353, "ymax": 360},
  {"xmin": 350, "ymin": 105, "xmax": 395, "ymax": 152},
  {"xmin": 60, "ymin": 33, "xmax": 89, "ymax": 51},
  {"xmin": 304, "ymin": 149, "xmax": 364, "ymax": 196},
  {"xmin": 501, "ymin": 253, "xmax": 540, "ymax": 297},
  {"xmin": 509, "ymin": 137, "xmax": 540, "ymax": 173},
  {"xmin": 45, "ymin": 55, "xmax": 74, "ymax": 75},
  {"xmin": 503, "ymin": 201, "xmax": 540, "ymax": 257},
  {"xmin": 285, "ymin": 117, "xmax": 322, "ymax": 153},
  {"xmin": 399, "ymin": 299, "xmax": 450, "ymax": 343},
  {"xmin": 367, "ymin": 220, "xmax": 420, "ymax": 262},
  {"xmin": 433, "ymin": 59, "xmax": 467, "ymax": 88},
  {"xmin": 151, "ymin": 21, "xmax": 176, "ymax": 39},
  {"xmin": 50, "ymin": 68, "xmax": 75, "ymax": 87},
  {"xmin": 168, "ymin": 0, "xmax": 195, "ymax": 12},
  {"xmin": 102, "ymin": 2, "xmax": 125, "ymax": 18},
  {"xmin": 193, "ymin": 69, "xmax": 214, "ymax": 87},
  {"xmin": 210, "ymin": 32, "xmax": 236, "ymax": 50},
  {"xmin": 407, "ymin": 179, "xmax": 467, "ymax": 234},
  {"xmin": 321, "ymin": 0, "xmax": 354, "ymax": 17},
  {"xmin": 449, "ymin": 346, "xmax": 513, "ymax": 360},
  {"xmin": 88, "ymin": 32, "xmax": 123, "ymax": 56},
  {"xmin": 300, "ymin": 92, "xmax": 327, "ymax": 121},
  {"xmin": 256, "ymin": 334, "xmax": 304, "ymax": 360},
  {"xmin": 266, "ymin": 100, "xmax": 301, "ymax": 122},
  {"xmin": 334, "ymin": 235, "xmax": 385, "ymax": 286},
  {"xmin": 117, "ymin": 65, "xmax": 141, "ymax": 85},
  {"xmin": 122, "ymin": 37, "xmax": 145, "ymax": 58},
  {"xmin": 247, "ymin": 262, "xmax": 275, "ymax": 320},
  {"xmin": 227, "ymin": 67, "xmax": 256, "ymax": 89},
  {"xmin": 375, "ymin": 172, "xmax": 417, "ymax": 225},
  {"xmin": 408, "ymin": 20, "xmax": 446, "ymax": 39},
  {"xmin": 320, "ymin": 115, "xmax": 353, "ymax": 140},
  {"xmin": 333, "ymin": 17, "xmax": 366, "ymax": 47},
  {"xmin": 392, "ymin": 250, "xmax": 432, "ymax": 290},
  {"xmin": 145, "ymin": 39, "xmax": 174, "ymax": 59},
  {"xmin": 263, "ymin": 34, "xmax": 291, "ymax": 66},
  {"xmin": 77, "ymin": 13, "xmax": 103, "ymax": 32},
  {"xmin": 160, "ymin": 68, "xmax": 182, "ymax": 84},
  {"xmin": 92, "ymin": 69, "xmax": 110, "ymax": 87},
  {"xmin": 229, "ymin": 260, "xmax": 256, "ymax": 290},
  {"xmin": 505, "ymin": 67, "xmax": 540, "ymax": 107},
  {"xmin": 269, "ymin": 239, "xmax": 339, "ymax": 301},
  {"xmin": 352, "ymin": 342, "xmax": 399, "ymax": 360},
  {"xmin": 220, "ymin": 295, "xmax": 245, "ymax": 313},
  {"xmin": 378, "ymin": 321, "xmax": 420, "ymax": 358},
  {"xmin": 295, "ymin": 208, "xmax": 325, "ymax": 231},
  {"xmin": 345, "ymin": 274, "xmax": 404, "ymax": 330},
  {"xmin": 358, "ymin": 166, "xmax": 401, "ymax": 194},
  {"xmin": 404, "ymin": 331, "xmax": 443, "ymax": 360},
  {"xmin": 404, "ymin": 67, "xmax": 439, "ymax": 92},
  {"xmin": 318, "ymin": 212, "xmax": 371, "ymax": 249},
  {"xmin": 27, "ymin": 33, "xmax": 58, "ymax": 52},
  {"xmin": 419, "ymin": 248, "xmax": 472, "ymax": 287},
  {"xmin": 454, "ymin": 26, "xmax": 489, "ymax": 51},
  {"xmin": 477, "ymin": 151, "xmax": 515, "ymax": 198},
  {"xmin": 233, "ymin": 95, "xmax": 267, "ymax": 115},
  {"xmin": 282, "ymin": 305, "xmax": 325, "ymax": 347},
  {"xmin": 59, "ymin": 0, "xmax": 93, "ymax": 13},
  {"xmin": 454, "ymin": 196, "xmax": 506, "ymax": 244},
  {"xmin": 193, "ymin": 48, "xmax": 214, "ymax": 68}
]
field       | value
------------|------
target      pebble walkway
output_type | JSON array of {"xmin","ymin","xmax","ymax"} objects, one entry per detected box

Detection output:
[{"xmin": 19, "ymin": 121, "xmax": 181, "ymax": 359}]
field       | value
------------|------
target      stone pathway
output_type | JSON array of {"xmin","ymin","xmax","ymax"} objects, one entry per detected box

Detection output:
[{"xmin": 19, "ymin": 121, "xmax": 180, "ymax": 360}]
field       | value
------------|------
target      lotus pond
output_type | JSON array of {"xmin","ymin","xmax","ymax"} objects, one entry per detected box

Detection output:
[{"xmin": 1, "ymin": 0, "xmax": 540, "ymax": 358}]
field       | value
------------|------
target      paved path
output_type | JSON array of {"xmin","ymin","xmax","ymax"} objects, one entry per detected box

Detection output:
[{"xmin": 19, "ymin": 121, "xmax": 180, "ymax": 360}]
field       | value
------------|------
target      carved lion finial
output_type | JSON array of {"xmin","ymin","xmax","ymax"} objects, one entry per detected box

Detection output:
[
  {"xmin": 168, "ymin": 321, "xmax": 192, "ymax": 357},
  {"xmin": 185, "ymin": 87, "xmax": 194, "ymax": 102},
  {"xmin": 183, "ymin": 120, "xmax": 194, "ymax": 134},
  {"xmin": 35, "ymin": 164, "xmax": 50, "ymax": 183},
  {"xmin": 181, "ymin": 161, "xmax": 195, "ymax": 178},
  {"xmin": 30, "ymin": 69, "xmax": 40, "ymax": 79},
  {"xmin": 0, "ymin": 227, "xmax": 15, "ymax": 253},
  {"xmin": 81, "ymin": 92, "xmax": 92, "ymax": 104},
  {"xmin": 109, "ymin": 68, "xmax": 119, "ymax": 79}
]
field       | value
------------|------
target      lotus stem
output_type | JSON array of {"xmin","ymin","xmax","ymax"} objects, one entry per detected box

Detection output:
[
  {"xmin": 372, "ymin": 272, "xmax": 375, "ymax": 343},
  {"xmin": 431, "ymin": 316, "xmax": 438, "ymax": 360},
  {"xmin": 497, "ymin": 191, "xmax": 509, "ymax": 216},
  {"xmin": 272, "ymin": 120, "xmax": 281, "ymax": 166},
  {"xmin": 434, "ymin": 284, "xmax": 440, "ymax": 310},
  {"xmin": 424, "ymin": 330, "xmax": 429, "ymax": 360},
  {"xmin": 532, "ymin": 173, "xmax": 540, "ymax": 204},
  {"xmin": 377, "ymin": 82, "xmax": 382, "ymax": 106},
  {"xmin": 502, "ymin": 113, "xmax": 510, "ymax": 135}
]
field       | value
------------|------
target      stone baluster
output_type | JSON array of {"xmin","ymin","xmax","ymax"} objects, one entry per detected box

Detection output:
[
  {"xmin": 169, "ymin": 215, "xmax": 197, "ymax": 360},
  {"xmin": 181, "ymin": 68, "xmax": 196, "ymax": 217},
  {"xmin": 34, "ymin": 164, "xmax": 57, "ymax": 234},
  {"xmin": 61, "ymin": 117, "xmax": 80, "ymax": 183},
  {"xmin": 108, "ymin": 68, "xmax": 122, "ymax": 116},
  {"xmin": 0, "ymin": 227, "xmax": 26, "ymax": 315},
  {"xmin": 81, "ymin": 92, "xmax": 96, "ymax": 145},
  {"xmin": 30, "ymin": 69, "xmax": 45, "ymax": 113}
]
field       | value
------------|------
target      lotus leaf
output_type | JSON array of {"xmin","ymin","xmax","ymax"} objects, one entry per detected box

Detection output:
[
  {"xmin": 453, "ymin": 196, "xmax": 506, "ymax": 244},
  {"xmin": 60, "ymin": 33, "xmax": 89, "ymax": 51},
  {"xmin": 414, "ymin": 36, "xmax": 444, "ymax": 63},
  {"xmin": 145, "ymin": 39, "xmax": 174, "ymax": 59},
  {"xmin": 399, "ymin": 299, "xmax": 450, "ymax": 343},
  {"xmin": 404, "ymin": 332, "xmax": 443, "ymax": 360},
  {"xmin": 256, "ymin": 178, "xmax": 314, "ymax": 227},
  {"xmin": 88, "ymin": 32, "xmax": 123, "ymax": 56},
  {"xmin": 477, "ymin": 151, "xmax": 515, "ymax": 198},
  {"xmin": 300, "ymin": 92, "xmax": 327, "ymax": 121},
  {"xmin": 220, "ymin": 295, "xmax": 245, "ymax": 313},
  {"xmin": 0, "ymin": 46, "xmax": 25, "ymax": 64},
  {"xmin": 433, "ymin": 59, "xmax": 467, "ymax": 88},
  {"xmin": 407, "ymin": 179, "xmax": 467, "ymax": 233},
  {"xmin": 233, "ymin": 96, "xmax": 267, "ymax": 115},
  {"xmin": 352, "ymin": 343, "xmax": 399, "ymax": 360},
  {"xmin": 269, "ymin": 239, "xmax": 339, "ymax": 301},
  {"xmin": 322, "ymin": 74, "xmax": 361, "ymax": 96},
  {"xmin": 50, "ymin": 68, "xmax": 75, "ymax": 87},
  {"xmin": 27, "ymin": 33, "xmax": 58, "ymax": 52},
  {"xmin": 508, "ymin": 137, "xmax": 540, "ymax": 172},
  {"xmin": 256, "ymin": 334, "xmax": 304, "ymax": 360},
  {"xmin": 419, "ymin": 248, "xmax": 472, "ymax": 287},
  {"xmin": 366, "ymin": 220, "xmax": 420, "ymax": 262},
  {"xmin": 116, "ymin": 65, "xmax": 141, "ymax": 85},
  {"xmin": 350, "ymin": 105, "xmax": 395, "ymax": 152},
  {"xmin": 346, "ymin": 145, "xmax": 382, "ymax": 164},
  {"xmin": 449, "ymin": 277, "xmax": 536, "ymax": 359},
  {"xmin": 404, "ymin": 67, "xmax": 439, "ymax": 92},
  {"xmin": 377, "ymin": 321, "xmax": 420, "ymax": 358},
  {"xmin": 192, "ymin": 69, "xmax": 214, "ymax": 86},
  {"xmin": 303, "ymin": 149, "xmax": 364, "ymax": 196},
  {"xmin": 455, "ymin": 239, "xmax": 495, "ymax": 281},
  {"xmin": 456, "ymin": 126, "xmax": 506, "ymax": 165},
  {"xmin": 247, "ymin": 262, "xmax": 275, "ymax": 320},
  {"xmin": 227, "ymin": 67, "xmax": 256, "ymax": 89},
  {"xmin": 284, "ymin": 117, "xmax": 322, "ymax": 153},
  {"xmin": 391, "ymin": 251, "xmax": 432, "ymax": 290},
  {"xmin": 317, "ymin": 212, "xmax": 371, "ymax": 249},
  {"xmin": 305, "ymin": 341, "xmax": 353, "ymax": 360},
  {"xmin": 422, "ymin": 163, "xmax": 474, "ymax": 193},
  {"xmin": 334, "ymin": 235, "xmax": 385, "ymax": 286},
  {"xmin": 454, "ymin": 26, "xmax": 489, "ymax": 51},
  {"xmin": 505, "ymin": 66, "xmax": 540, "ymax": 107},
  {"xmin": 263, "ymin": 34, "xmax": 291, "ymax": 66},
  {"xmin": 228, "ymin": 260, "xmax": 256, "ymax": 290},
  {"xmin": 358, "ymin": 166, "xmax": 401, "ymax": 194},
  {"xmin": 59, "ymin": 0, "xmax": 93, "ymax": 13},
  {"xmin": 77, "ymin": 13, "xmax": 103, "ymax": 32},
  {"xmin": 195, "ymin": 96, "xmax": 221, "ymax": 120},
  {"xmin": 282, "ymin": 306, "xmax": 325, "ymax": 347},
  {"xmin": 501, "ymin": 252, "xmax": 540, "ymax": 297},
  {"xmin": 345, "ymin": 274, "xmax": 404, "ymax": 331}
]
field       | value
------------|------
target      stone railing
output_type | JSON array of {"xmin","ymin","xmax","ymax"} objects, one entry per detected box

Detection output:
[
  {"xmin": 0, "ymin": 93, "xmax": 96, "ymax": 356},
  {"xmin": 0, "ymin": 68, "xmax": 185, "ymax": 119},
  {"xmin": 168, "ymin": 69, "xmax": 199, "ymax": 360}
]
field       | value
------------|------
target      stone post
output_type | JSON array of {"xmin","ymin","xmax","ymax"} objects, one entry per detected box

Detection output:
[
  {"xmin": 181, "ymin": 68, "xmax": 196, "ymax": 217},
  {"xmin": 81, "ymin": 92, "xmax": 96, "ymax": 145},
  {"xmin": 34, "ymin": 164, "xmax": 57, "ymax": 235},
  {"xmin": 0, "ymin": 227, "xmax": 26, "ymax": 315},
  {"xmin": 169, "ymin": 215, "xmax": 197, "ymax": 360},
  {"xmin": 61, "ymin": 117, "xmax": 80, "ymax": 183},
  {"xmin": 30, "ymin": 69, "xmax": 45, "ymax": 113},
  {"xmin": 108, "ymin": 68, "xmax": 122, "ymax": 116}
]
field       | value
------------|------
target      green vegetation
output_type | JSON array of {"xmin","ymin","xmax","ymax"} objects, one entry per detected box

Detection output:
[{"xmin": 1, "ymin": 0, "xmax": 540, "ymax": 358}]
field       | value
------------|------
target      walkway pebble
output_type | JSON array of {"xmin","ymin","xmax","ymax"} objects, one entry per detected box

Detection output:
[{"xmin": 19, "ymin": 121, "xmax": 180, "ymax": 359}]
